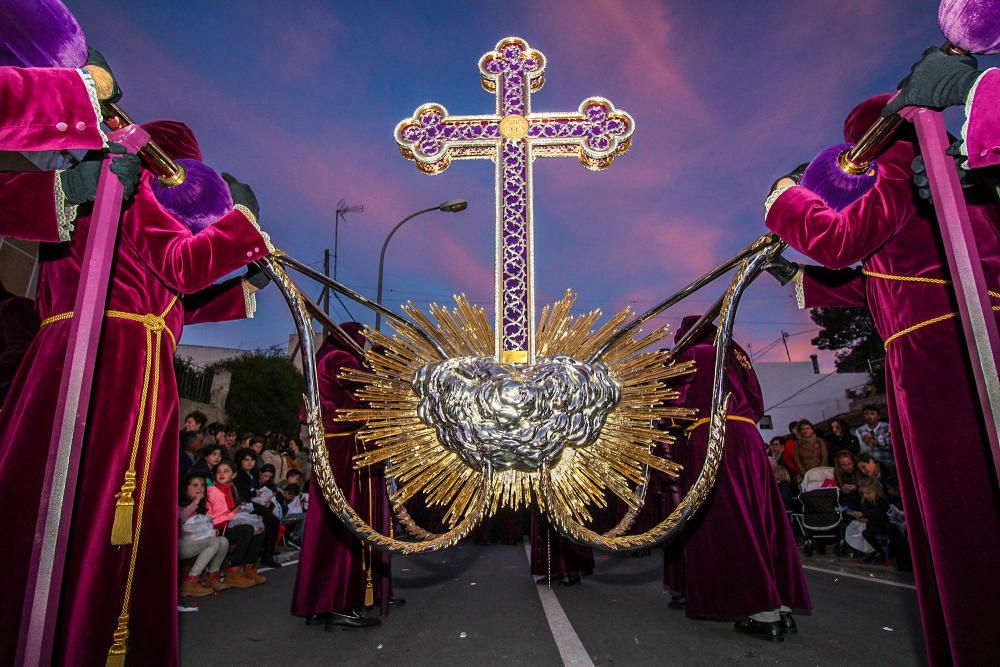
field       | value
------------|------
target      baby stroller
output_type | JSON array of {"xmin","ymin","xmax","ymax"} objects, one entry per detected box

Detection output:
[{"xmin": 792, "ymin": 466, "xmax": 841, "ymax": 556}]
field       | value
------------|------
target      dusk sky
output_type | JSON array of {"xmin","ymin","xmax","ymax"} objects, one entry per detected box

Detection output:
[{"xmin": 69, "ymin": 0, "xmax": 995, "ymax": 367}]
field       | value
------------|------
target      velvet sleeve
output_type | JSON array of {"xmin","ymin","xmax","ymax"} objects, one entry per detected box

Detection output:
[
  {"xmin": 0, "ymin": 171, "xmax": 77, "ymax": 242},
  {"xmin": 120, "ymin": 172, "xmax": 271, "ymax": 294},
  {"xmin": 183, "ymin": 277, "xmax": 253, "ymax": 325},
  {"xmin": 764, "ymin": 159, "xmax": 915, "ymax": 270},
  {"xmin": 963, "ymin": 68, "xmax": 1000, "ymax": 170},
  {"xmin": 794, "ymin": 265, "xmax": 868, "ymax": 309},
  {"xmin": 0, "ymin": 67, "xmax": 105, "ymax": 151}
]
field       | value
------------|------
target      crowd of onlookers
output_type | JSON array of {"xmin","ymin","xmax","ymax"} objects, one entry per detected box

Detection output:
[
  {"xmin": 177, "ymin": 411, "xmax": 311, "ymax": 597},
  {"xmin": 766, "ymin": 405, "xmax": 908, "ymax": 568}
]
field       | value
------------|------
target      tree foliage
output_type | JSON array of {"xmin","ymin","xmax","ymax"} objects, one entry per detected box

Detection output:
[
  {"xmin": 211, "ymin": 346, "xmax": 303, "ymax": 436},
  {"xmin": 809, "ymin": 307, "xmax": 884, "ymax": 374}
]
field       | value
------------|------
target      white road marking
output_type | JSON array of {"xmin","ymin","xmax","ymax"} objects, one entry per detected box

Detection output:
[
  {"xmin": 257, "ymin": 559, "xmax": 299, "ymax": 574},
  {"xmin": 803, "ymin": 564, "xmax": 917, "ymax": 590},
  {"xmin": 524, "ymin": 542, "xmax": 595, "ymax": 667}
]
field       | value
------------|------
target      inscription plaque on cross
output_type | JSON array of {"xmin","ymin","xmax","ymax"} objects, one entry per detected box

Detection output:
[{"xmin": 395, "ymin": 36, "xmax": 634, "ymax": 364}]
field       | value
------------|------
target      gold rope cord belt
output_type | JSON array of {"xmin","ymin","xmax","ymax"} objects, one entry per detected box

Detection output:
[
  {"xmin": 861, "ymin": 269, "xmax": 1000, "ymax": 348},
  {"xmin": 686, "ymin": 415, "xmax": 757, "ymax": 433},
  {"xmin": 39, "ymin": 295, "xmax": 179, "ymax": 666}
]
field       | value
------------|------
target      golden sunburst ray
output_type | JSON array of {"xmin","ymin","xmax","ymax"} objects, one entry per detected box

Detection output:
[{"xmin": 340, "ymin": 291, "xmax": 696, "ymax": 532}]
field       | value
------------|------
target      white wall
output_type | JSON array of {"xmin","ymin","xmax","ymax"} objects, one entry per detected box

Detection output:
[{"xmin": 755, "ymin": 361, "xmax": 869, "ymax": 438}]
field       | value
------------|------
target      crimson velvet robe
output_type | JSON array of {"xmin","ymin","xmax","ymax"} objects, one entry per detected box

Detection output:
[
  {"xmin": 529, "ymin": 510, "xmax": 594, "ymax": 578},
  {"xmin": 291, "ymin": 332, "xmax": 392, "ymax": 616},
  {"xmin": 0, "ymin": 66, "xmax": 104, "ymax": 151},
  {"xmin": 964, "ymin": 68, "xmax": 1000, "ymax": 170},
  {"xmin": 0, "ymin": 284, "xmax": 39, "ymax": 405},
  {"xmin": 669, "ymin": 328, "xmax": 810, "ymax": 619},
  {"xmin": 767, "ymin": 94, "xmax": 1000, "ymax": 665},
  {"xmin": 0, "ymin": 170, "xmax": 81, "ymax": 242},
  {"xmin": 0, "ymin": 167, "xmax": 267, "ymax": 666}
]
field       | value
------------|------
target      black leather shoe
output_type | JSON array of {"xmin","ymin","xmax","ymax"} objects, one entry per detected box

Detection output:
[
  {"xmin": 559, "ymin": 573, "xmax": 582, "ymax": 586},
  {"xmin": 668, "ymin": 595, "xmax": 687, "ymax": 610},
  {"xmin": 325, "ymin": 609, "xmax": 381, "ymax": 630},
  {"xmin": 734, "ymin": 617, "xmax": 784, "ymax": 642},
  {"xmin": 389, "ymin": 597, "xmax": 406, "ymax": 608},
  {"xmin": 780, "ymin": 612, "xmax": 797, "ymax": 634},
  {"xmin": 305, "ymin": 613, "xmax": 329, "ymax": 626}
]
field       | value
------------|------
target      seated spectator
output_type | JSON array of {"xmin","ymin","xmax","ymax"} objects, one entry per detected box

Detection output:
[
  {"xmin": 260, "ymin": 437, "xmax": 288, "ymax": 483},
  {"xmin": 826, "ymin": 418, "xmax": 861, "ymax": 458},
  {"xmin": 793, "ymin": 419, "xmax": 829, "ymax": 475},
  {"xmin": 233, "ymin": 448, "xmax": 281, "ymax": 568},
  {"xmin": 833, "ymin": 450, "xmax": 863, "ymax": 510},
  {"xmin": 256, "ymin": 463, "xmax": 285, "ymax": 518},
  {"xmin": 206, "ymin": 461, "xmax": 267, "ymax": 588},
  {"xmin": 283, "ymin": 438, "xmax": 311, "ymax": 481},
  {"xmin": 854, "ymin": 477, "xmax": 891, "ymax": 562},
  {"xmin": 247, "ymin": 435, "xmax": 266, "ymax": 463},
  {"xmin": 282, "ymin": 483, "xmax": 306, "ymax": 545},
  {"xmin": 183, "ymin": 410, "xmax": 208, "ymax": 434},
  {"xmin": 224, "ymin": 429, "xmax": 238, "ymax": 451},
  {"xmin": 178, "ymin": 473, "xmax": 230, "ymax": 596},
  {"xmin": 206, "ymin": 422, "xmax": 227, "ymax": 447},
  {"xmin": 239, "ymin": 432, "xmax": 254, "ymax": 450},
  {"xmin": 281, "ymin": 468, "xmax": 304, "ymax": 491},
  {"xmin": 782, "ymin": 421, "xmax": 800, "ymax": 483},
  {"xmin": 857, "ymin": 453, "xmax": 901, "ymax": 505},
  {"xmin": 190, "ymin": 444, "xmax": 225, "ymax": 485},
  {"xmin": 855, "ymin": 405, "xmax": 893, "ymax": 466},
  {"xmin": 179, "ymin": 430, "xmax": 204, "ymax": 478}
]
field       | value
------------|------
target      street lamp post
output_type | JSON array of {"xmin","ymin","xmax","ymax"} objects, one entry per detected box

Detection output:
[{"xmin": 375, "ymin": 199, "xmax": 468, "ymax": 331}]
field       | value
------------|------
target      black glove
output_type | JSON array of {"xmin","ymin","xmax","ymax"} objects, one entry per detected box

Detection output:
[
  {"xmin": 245, "ymin": 263, "xmax": 271, "ymax": 290},
  {"xmin": 59, "ymin": 143, "xmax": 141, "ymax": 204},
  {"xmin": 763, "ymin": 254, "xmax": 800, "ymax": 286},
  {"xmin": 912, "ymin": 139, "xmax": 1000, "ymax": 202},
  {"xmin": 85, "ymin": 48, "xmax": 122, "ymax": 103},
  {"xmin": 769, "ymin": 162, "xmax": 810, "ymax": 195},
  {"xmin": 882, "ymin": 46, "xmax": 980, "ymax": 117},
  {"xmin": 221, "ymin": 172, "xmax": 260, "ymax": 220}
]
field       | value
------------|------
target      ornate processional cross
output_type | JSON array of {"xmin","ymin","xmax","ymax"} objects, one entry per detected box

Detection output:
[{"xmin": 395, "ymin": 37, "xmax": 634, "ymax": 364}]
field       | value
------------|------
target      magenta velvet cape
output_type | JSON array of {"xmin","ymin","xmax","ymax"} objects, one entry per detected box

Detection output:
[
  {"xmin": 767, "ymin": 100, "xmax": 1000, "ymax": 665},
  {"xmin": 0, "ymin": 66, "xmax": 104, "ymax": 150},
  {"xmin": 669, "ymin": 336, "xmax": 810, "ymax": 619},
  {"xmin": 0, "ymin": 169, "xmax": 266, "ymax": 667},
  {"xmin": 291, "ymin": 337, "xmax": 392, "ymax": 616},
  {"xmin": 964, "ymin": 68, "xmax": 1000, "ymax": 169}
]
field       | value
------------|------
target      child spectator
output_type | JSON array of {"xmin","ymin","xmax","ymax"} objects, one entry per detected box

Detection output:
[
  {"xmin": 257, "ymin": 463, "xmax": 285, "ymax": 518},
  {"xmin": 857, "ymin": 453, "xmax": 902, "ymax": 505},
  {"xmin": 206, "ymin": 461, "xmax": 267, "ymax": 587},
  {"xmin": 179, "ymin": 430, "xmax": 204, "ymax": 478},
  {"xmin": 282, "ymin": 483, "xmax": 306, "ymax": 545},
  {"xmin": 794, "ymin": 420, "xmax": 829, "ymax": 474},
  {"xmin": 206, "ymin": 423, "xmax": 226, "ymax": 448},
  {"xmin": 178, "ymin": 473, "xmax": 230, "ymax": 596},
  {"xmin": 827, "ymin": 418, "xmax": 861, "ymax": 458},
  {"xmin": 782, "ymin": 421, "xmax": 800, "ymax": 483},
  {"xmin": 834, "ymin": 450, "xmax": 863, "ymax": 511},
  {"xmin": 183, "ymin": 410, "xmax": 208, "ymax": 434},
  {"xmin": 768, "ymin": 437, "xmax": 794, "ymax": 512},
  {"xmin": 855, "ymin": 477, "xmax": 891, "ymax": 562},
  {"xmin": 282, "ymin": 468, "xmax": 304, "ymax": 491},
  {"xmin": 224, "ymin": 429, "xmax": 238, "ymax": 450},
  {"xmin": 233, "ymin": 448, "xmax": 281, "ymax": 568},
  {"xmin": 189, "ymin": 444, "xmax": 225, "ymax": 485}
]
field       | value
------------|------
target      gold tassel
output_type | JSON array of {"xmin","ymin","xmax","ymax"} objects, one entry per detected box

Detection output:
[
  {"xmin": 364, "ymin": 565, "xmax": 375, "ymax": 607},
  {"xmin": 105, "ymin": 614, "xmax": 129, "ymax": 667},
  {"xmin": 110, "ymin": 471, "xmax": 137, "ymax": 545}
]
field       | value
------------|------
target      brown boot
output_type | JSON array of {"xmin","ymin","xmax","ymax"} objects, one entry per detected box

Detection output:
[
  {"xmin": 179, "ymin": 575, "xmax": 213, "ymax": 597},
  {"xmin": 207, "ymin": 571, "xmax": 231, "ymax": 592},
  {"xmin": 244, "ymin": 564, "xmax": 267, "ymax": 584},
  {"xmin": 223, "ymin": 566, "xmax": 256, "ymax": 589}
]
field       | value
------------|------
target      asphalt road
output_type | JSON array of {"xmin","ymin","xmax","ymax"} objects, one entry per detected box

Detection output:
[{"xmin": 179, "ymin": 542, "xmax": 925, "ymax": 666}]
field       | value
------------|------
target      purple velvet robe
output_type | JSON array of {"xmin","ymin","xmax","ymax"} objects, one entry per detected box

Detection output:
[
  {"xmin": 291, "ymin": 334, "xmax": 392, "ymax": 616},
  {"xmin": 0, "ymin": 66, "xmax": 104, "ymax": 150},
  {"xmin": 767, "ymin": 95, "xmax": 1000, "ymax": 665},
  {"xmin": 670, "ymin": 332, "xmax": 810, "ymax": 619},
  {"xmin": 0, "ymin": 166, "xmax": 266, "ymax": 666},
  {"xmin": 964, "ymin": 68, "xmax": 1000, "ymax": 170},
  {"xmin": 0, "ymin": 284, "xmax": 39, "ymax": 406},
  {"xmin": 529, "ymin": 509, "xmax": 595, "ymax": 578}
]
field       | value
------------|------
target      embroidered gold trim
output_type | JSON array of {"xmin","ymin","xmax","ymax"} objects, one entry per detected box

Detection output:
[
  {"xmin": 686, "ymin": 414, "xmax": 757, "ymax": 433},
  {"xmin": 793, "ymin": 267, "xmax": 805, "ymax": 309},
  {"xmin": 234, "ymin": 204, "xmax": 275, "ymax": 253}
]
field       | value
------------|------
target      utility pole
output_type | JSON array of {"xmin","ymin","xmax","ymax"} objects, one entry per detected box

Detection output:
[
  {"xmin": 334, "ymin": 199, "xmax": 364, "ymax": 281},
  {"xmin": 780, "ymin": 330, "xmax": 792, "ymax": 362},
  {"xmin": 322, "ymin": 249, "xmax": 331, "ymax": 316}
]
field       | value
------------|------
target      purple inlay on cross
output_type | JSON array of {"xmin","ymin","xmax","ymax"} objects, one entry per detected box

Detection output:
[{"xmin": 394, "ymin": 37, "xmax": 635, "ymax": 362}]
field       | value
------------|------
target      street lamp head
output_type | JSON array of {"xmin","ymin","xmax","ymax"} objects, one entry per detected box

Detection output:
[{"xmin": 439, "ymin": 199, "xmax": 468, "ymax": 212}]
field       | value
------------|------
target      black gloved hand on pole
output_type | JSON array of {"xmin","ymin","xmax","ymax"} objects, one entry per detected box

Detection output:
[
  {"xmin": 59, "ymin": 143, "xmax": 141, "ymax": 204},
  {"xmin": 882, "ymin": 46, "xmax": 981, "ymax": 117},
  {"xmin": 763, "ymin": 254, "xmax": 800, "ymax": 287},
  {"xmin": 221, "ymin": 172, "xmax": 260, "ymax": 220},
  {"xmin": 769, "ymin": 162, "xmax": 810, "ymax": 196},
  {"xmin": 245, "ymin": 263, "xmax": 271, "ymax": 290}
]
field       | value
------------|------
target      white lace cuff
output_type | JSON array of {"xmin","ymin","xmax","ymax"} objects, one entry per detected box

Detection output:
[
  {"xmin": 53, "ymin": 171, "xmax": 79, "ymax": 242},
  {"xmin": 961, "ymin": 68, "xmax": 995, "ymax": 161},
  {"xmin": 75, "ymin": 68, "xmax": 108, "ymax": 148},
  {"xmin": 793, "ymin": 266, "xmax": 805, "ymax": 309},
  {"xmin": 764, "ymin": 184, "xmax": 795, "ymax": 216},
  {"xmin": 234, "ymin": 204, "xmax": 274, "ymax": 253},
  {"xmin": 242, "ymin": 279, "xmax": 257, "ymax": 319}
]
